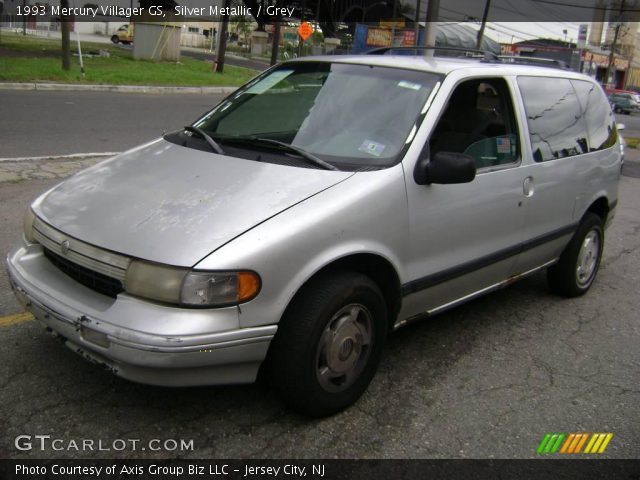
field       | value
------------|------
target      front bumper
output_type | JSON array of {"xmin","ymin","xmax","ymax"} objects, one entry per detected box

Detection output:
[{"xmin": 6, "ymin": 243, "xmax": 276, "ymax": 386}]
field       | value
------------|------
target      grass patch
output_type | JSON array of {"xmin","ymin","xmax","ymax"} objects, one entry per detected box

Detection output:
[
  {"xmin": 0, "ymin": 32, "xmax": 256, "ymax": 86},
  {"xmin": 625, "ymin": 137, "xmax": 639, "ymax": 149}
]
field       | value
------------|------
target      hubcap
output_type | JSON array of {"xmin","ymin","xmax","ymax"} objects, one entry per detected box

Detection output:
[
  {"xmin": 576, "ymin": 229, "xmax": 600, "ymax": 288},
  {"xmin": 315, "ymin": 304, "xmax": 373, "ymax": 392}
]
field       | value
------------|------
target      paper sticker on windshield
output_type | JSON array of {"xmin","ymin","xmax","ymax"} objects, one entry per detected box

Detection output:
[
  {"xmin": 398, "ymin": 80, "xmax": 422, "ymax": 91},
  {"xmin": 359, "ymin": 139, "xmax": 386, "ymax": 157},
  {"xmin": 245, "ymin": 70, "xmax": 294, "ymax": 94}
]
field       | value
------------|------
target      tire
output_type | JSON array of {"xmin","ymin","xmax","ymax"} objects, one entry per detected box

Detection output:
[
  {"xmin": 269, "ymin": 271, "xmax": 388, "ymax": 417},
  {"xmin": 547, "ymin": 213, "xmax": 604, "ymax": 297},
  {"xmin": 111, "ymin": 35, "xmax": 119, "ymax": 44}
]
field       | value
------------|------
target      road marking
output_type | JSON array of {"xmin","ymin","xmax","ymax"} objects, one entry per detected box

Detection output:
[
  {"xmin": 0, "ymin": 152, "xmax": 121, "ymax": 162},
  {"xmin": 0, "ymin": 311, "xmax": 34, "ymax": 327}
]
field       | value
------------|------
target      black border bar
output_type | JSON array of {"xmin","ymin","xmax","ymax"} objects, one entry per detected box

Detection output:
[{"xmin": 1, "ymin": 459, "xmax": 640, "ymax": 480}]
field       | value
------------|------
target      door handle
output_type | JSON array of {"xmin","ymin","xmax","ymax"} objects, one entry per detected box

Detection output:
[{"xmin": 523, "ymin": 176, "xmax": 535, "ymax": 197}]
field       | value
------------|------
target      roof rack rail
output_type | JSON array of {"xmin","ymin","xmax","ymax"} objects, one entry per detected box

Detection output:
[
  {"xmin": 366, "ymin": 46, "xmax": 499, "ymax": 62},
  {"xmin": 494, "ymin": 55, "xmax": 571, "ymax": 70}
]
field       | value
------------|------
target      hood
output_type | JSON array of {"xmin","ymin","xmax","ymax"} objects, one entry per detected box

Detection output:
[{"xmin": 34, "ymin": 139, "xmax": 352, "ymax": 266}]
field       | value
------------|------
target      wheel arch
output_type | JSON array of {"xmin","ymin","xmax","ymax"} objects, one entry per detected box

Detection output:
[
  {"xmin": 278, "ymin": 252, "xmax": 403, "ymax": 333},
  {"xmin": 584, "ymin": 196, "xmax": 610, "ymax": 224},
  {"xmin": 310, "ymin": 253, "xmax": 402, "ymax": 327}
]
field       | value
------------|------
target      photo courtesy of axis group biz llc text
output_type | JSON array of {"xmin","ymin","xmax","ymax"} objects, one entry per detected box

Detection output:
[{"xmin": 0, "ymin": 0, "xmax": 639, "ymax": 478}]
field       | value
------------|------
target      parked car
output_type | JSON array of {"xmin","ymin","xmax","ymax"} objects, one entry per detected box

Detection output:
[
  {"xmin": 6, "ymin": 51, "xmax": 622, "ymax": 416},
  {"xmin": 609, "ymin": 92, "xmax": 640, "ymax": 114},
  {"xmin": 111, "ymin": 24, "xmax": 133, "ymax": 44},
  {"xmin": 605, "ymin": 88, "xmax": 640, "ymax": 103},
  {"xmin": 618, "ymin": 124, "xmax": 626, "ymax": 162}
]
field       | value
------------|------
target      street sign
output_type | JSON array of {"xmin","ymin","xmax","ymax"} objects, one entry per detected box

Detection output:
[
  {"xmin": 577, "ymin": 24, "xmax": 588, "ymax": 48},
  {"xmin": 298, "ymin": 21, "xmax": 313, "ymax": 41}
]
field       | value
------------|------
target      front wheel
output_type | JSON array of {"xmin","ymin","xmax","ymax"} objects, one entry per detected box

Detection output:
[
  {"xmin": 547, "ymin": 213, "xmax": 604, "ymax": 297},
  {"xmin": 111, "ymin": 35, "xmax": 120, "ymax": 44},
  {"xmin": 269, "ymin": 272, "xmax": 388, "ymax": 417}
]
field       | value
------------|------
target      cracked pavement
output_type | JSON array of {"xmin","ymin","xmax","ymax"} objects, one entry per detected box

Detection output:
[{"xmin": 0, "ymin": 153, "xmax": 639, "ymax": 460}]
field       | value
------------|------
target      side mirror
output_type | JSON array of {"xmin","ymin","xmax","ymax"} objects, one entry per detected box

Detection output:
[
  {"xmin": 414, "ymin": 151, "xmax": 477, "ymax": 185},
  {"xmin": 617, "ymin": 123, "xmax": 626, "ymax": 131}
]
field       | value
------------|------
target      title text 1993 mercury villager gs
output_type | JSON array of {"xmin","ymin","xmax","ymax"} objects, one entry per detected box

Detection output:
[{"xmin": 6, "ymin": 51, "xmax": 621, "ymax": 416}]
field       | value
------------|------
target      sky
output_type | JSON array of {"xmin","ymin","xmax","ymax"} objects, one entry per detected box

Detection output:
[{"xmin": 469, "ymin": 22, "xmax": 582, "ymax": 44}]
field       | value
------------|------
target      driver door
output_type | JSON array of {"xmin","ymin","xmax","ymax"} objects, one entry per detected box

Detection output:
[{"xmin": 400, "ymin": 77, "xmax": 528, "ymax": 318}]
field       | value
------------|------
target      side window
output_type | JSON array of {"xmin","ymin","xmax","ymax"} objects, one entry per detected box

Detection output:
[
  {"xmin": 571, "ymin": 80, "xmax": 617, "ymax": 152},
  {"xmin": 517, "ymin": 77, "xmax": 589, "ymax": 162},
  {"xmin": 429, "ymin": 78, "xmax": 519, "ymax": 170}
]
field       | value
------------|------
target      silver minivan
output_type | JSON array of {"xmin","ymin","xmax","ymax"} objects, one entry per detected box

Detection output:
[{"xmin": 6, "ymin": 53, "xmax": 621, "ymax": 416}]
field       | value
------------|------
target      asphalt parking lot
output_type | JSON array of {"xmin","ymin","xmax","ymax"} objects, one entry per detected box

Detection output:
[{"xmin": 0, "ymin": 91, "xmax": 638, "ymax": 460}]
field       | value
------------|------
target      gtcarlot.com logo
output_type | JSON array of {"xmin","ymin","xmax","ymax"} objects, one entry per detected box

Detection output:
[
  {"xmin": 537, "ymin": 433, "xmax": 613, "ymax": 455},
  {"xmin": 15, "ymin": 435, "xmax": 194, "ymax": 452}
]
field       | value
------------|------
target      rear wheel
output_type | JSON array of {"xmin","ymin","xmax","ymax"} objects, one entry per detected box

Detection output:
[
  {"xmin": 270, "ymin": 272, "xmax": 387, "ymax": 417},
  {"xmin": 547, "ymin": 213, "xmax": 604, "ymax": 297}
]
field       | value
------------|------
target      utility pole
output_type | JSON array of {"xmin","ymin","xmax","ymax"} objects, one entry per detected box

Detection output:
[
  {"xmin": 297, "ymin": 0, "xmax": 306, "ymax": 57},
  {"xmin": 216, "ymin": 0, "xmax": 231, "ymax": 73},
  {"xmin": 605, "ymin": 0, "xmax": 625, "ymax": 88},
  {"xmin": 414, "ymin": 0, "xmax": 421, "ymax": 47},
  {"xmin": 60, "ymin": 0, "xmax": 70, "ymax": 70},
  {"xmin": 22, "ymin": 0, "xmax": 26, "ymax": 35},
  {"xmin": 423, "ymin": 0, "xmax": 440, "ymax": 55},
  {"xmin": 391, "ymin": 0, "xmax": 398, "ymax": 46},
  {"xmin": 270, "ymin": 19, "xmax": 281, "ymax": 65},
  {"xmin": 476, "ymin": 0, "xmax": 491, "ymax": 50}
]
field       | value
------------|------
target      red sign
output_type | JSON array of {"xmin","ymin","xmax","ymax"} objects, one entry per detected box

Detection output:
[{"xmin": 298, "ymin": 21, "xmax": 313, "ymax": 41}]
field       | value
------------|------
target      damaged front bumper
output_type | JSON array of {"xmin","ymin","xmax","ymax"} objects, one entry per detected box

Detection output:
[{"xmin": 6, "ymin": 243, "xmax": 276, "ymax": 386}]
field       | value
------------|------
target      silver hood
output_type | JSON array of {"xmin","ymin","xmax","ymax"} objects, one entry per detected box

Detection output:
[{"xmin": 34, "ymin": 139, "xmax": 353, "ymax": 266}]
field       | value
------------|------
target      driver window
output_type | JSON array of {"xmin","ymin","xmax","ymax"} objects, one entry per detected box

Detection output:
[{"xmin": 429, "ymin": 78, "xmax": 520, "ymax": 170}]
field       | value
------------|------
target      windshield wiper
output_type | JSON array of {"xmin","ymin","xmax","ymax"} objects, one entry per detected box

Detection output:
[
  {"xmin": 183, "ymin": 126, "xmax": 226, "ymax": 155},
  {"xmin": 224, "ymin": 136, "xmax": 338, "ymax": 171}
]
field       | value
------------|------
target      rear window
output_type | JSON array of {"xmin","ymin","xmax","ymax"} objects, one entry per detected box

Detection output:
[
  {"xmin": 517, "ymin": 76, "xmax": 589, "ymax": 162},
  {"xmin": 572, "ymin": 80, "xmax": 617, "ymax": 152}
]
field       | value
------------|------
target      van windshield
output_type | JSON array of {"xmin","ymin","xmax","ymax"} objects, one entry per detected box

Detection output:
[{"xmin": 190, "ymin": 62, "xmax": 441, "ymax": 169}]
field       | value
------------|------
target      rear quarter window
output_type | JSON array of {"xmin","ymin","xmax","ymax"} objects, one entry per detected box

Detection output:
[
  {"xmin": 517, "ymin": 76, "xmax": 589, "ymax": 162},
  {"xmin": 572, "ymin": 80, "xmax": 617, "ymax": 152}
]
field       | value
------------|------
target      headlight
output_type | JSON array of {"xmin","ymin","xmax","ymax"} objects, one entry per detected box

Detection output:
[
  {"xmin": 125, "ymin": 260, "xmax": 260, "ymax": 307},
  {"xmin": 23, "ymin": 208, "xmax": 36, "ymax": 243}
]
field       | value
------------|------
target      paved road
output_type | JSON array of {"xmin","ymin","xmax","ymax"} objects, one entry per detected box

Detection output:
[
  {"xmin": 0, "ymin": 150, "xmax": 639, "ymax": 459},
  {"xmin": 616, "ymin": 110, "xmax": 640, "ymax": 139},
  {"xmin": 0, "ymin": 91, "xmax": 224, "ymax": 158}
]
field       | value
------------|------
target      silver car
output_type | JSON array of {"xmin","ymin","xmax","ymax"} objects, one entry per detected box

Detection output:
[{"xmin": 6, "ymin": 54, "xmax": 621, "ymax": 416}]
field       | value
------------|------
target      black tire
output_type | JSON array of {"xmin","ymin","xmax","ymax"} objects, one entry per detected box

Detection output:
[
  {"xmin": 111, "ymin": 35, "xmax": 119, "ymax": 44},
  {"xmin": 547, "ymin": 213, "xmax": 604, "ymax": 297},
  {"xmin": 270, "ymin": 271, "xmax": 388, "ymax": 417}
]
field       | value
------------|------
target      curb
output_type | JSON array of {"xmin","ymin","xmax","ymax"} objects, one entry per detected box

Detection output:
[
  {"xmin": 0, "ymin": 152, "xmax": 120, "ymax": 162},
  {"xmin": 0, "ymin": 83, "xmax": 238, "ymax": 94}
]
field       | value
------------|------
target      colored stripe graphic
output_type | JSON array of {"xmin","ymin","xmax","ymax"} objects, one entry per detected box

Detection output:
[
  {"xmin": 537, "ymin": 433, "xmax": 565, "ymax": 454},
  {"xmin": 574, "ymin": 433, "xmax": 589, "ymax": 453},
  {"xmin": 584, "ymin": 433, "xmax": 614, "ymax": 454},
  {"xmin": 540, "ymin": 433, "xmax": 613, "ymax": 454}
]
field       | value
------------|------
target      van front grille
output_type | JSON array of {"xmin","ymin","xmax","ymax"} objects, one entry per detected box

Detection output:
[
  {"xmin": 32, "ymin": 217, "xmax": 130, "ymax": 283},
  {"xmin": 44, "ymin": 248, "xmax": 124, "ymax": 298}
]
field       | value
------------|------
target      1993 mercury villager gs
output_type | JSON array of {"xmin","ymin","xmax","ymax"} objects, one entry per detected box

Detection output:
[{"xmin": 6, "ymin": 51, "xmax": 621, "ymax": 416}]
